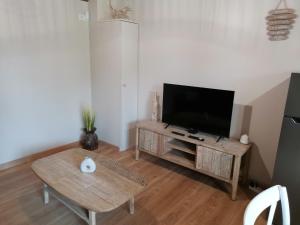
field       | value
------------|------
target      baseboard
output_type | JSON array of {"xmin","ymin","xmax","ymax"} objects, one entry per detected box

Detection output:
[
  {"xmin": 0, "ymin": 142, "xmax": 80, "ymax": 172},
  {"xmin": 99, "ymin": 140, "xmax": 119, "ymax": 150}
]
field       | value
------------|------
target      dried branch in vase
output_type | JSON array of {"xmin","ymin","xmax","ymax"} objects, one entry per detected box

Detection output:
[{"xmin": 109, "ymin": 0, "xmax": 132, "ymax": 20}]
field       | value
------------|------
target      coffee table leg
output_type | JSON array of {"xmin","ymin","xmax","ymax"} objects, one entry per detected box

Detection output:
[
  {"xmin": 88, "ymin": 210, "xmax": 96, "ymax": 225},
  {"xmin": 129, "ymin": 197, "xmax": 134, "ymax": 214},
  {"xmin": 43, "ymin": 183, "xmax": 49, "ymax": 204}
]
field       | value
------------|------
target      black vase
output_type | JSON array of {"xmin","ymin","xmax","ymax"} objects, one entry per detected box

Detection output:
[{"xmin": 81, "ymin": 128, "xmax": 99, "ymax": 151}]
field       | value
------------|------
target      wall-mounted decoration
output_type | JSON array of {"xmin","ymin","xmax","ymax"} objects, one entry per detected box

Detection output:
[
  {"xmin": 109, "ymin": 0, "xmax": 131, "ymax": 19},
  {"xmin": 266, "ymin": 0, "xmax": 297, "ymax": 41},
  {"xmin": 97, "ymin": 0, "xmax": 135, "ymax": 21}
]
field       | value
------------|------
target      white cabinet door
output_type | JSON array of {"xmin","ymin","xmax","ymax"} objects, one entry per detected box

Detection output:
[
  {"xmin": 120, "ymin": 22, "xmax": 138, "ymax": 151},
  {"xmin": 91, "ymin": 21, "xmax": 122, "ymax": 147},
  {"xmin": 91, "ymin": 21, "xmax": 138, "ymax": 151}
]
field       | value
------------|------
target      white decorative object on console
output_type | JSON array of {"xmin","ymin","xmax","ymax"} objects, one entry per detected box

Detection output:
[
  {"xmin": 240, "ymin": 134, "xmax": 249, "ymax": 145},
  {"xmin": 151, "ymin": 92, "xmax": 159, "ymax": 122}
]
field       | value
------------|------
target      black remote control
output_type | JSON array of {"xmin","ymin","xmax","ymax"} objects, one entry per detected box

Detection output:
[
  {"xmin": 188, "ymin": 135, "xmax": 204, "ymax": 141},
  {"xmin": 172, "ymin": 131, "xmax": 185, "ymax": 136}
]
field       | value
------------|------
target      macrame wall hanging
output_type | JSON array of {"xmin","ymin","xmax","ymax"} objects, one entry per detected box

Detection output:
[{"xmin": 266, "ymin": 0, "xmax": 297, "ymax": 41}]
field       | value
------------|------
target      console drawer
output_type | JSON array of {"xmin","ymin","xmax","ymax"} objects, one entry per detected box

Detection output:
[
  {"xmin": 138, "ymin": 129, "xmax": 159, "ymax": 155},
  {"xmin": 196, "ymin": 146, "xmax": 233, "ymax": 179}
]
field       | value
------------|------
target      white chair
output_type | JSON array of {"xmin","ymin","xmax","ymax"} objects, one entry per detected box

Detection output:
[{"xmin": 243, "ymin": 185, "xmax": 290, "ymax": 225}]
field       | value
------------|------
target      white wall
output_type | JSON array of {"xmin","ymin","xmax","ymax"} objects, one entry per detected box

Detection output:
[
  {"xmin": 0, "ymin": 0, "xmax": 91, "ymax": 165},
  {"xmin": 2, "ymin": 0, "xmax": 298, "ymax": 186},
  {"xmin": 133, "ymin": 0, "xmax": 300, "ymax": 185}
]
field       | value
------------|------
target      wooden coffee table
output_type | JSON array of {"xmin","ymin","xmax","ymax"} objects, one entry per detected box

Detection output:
[{"xmin": 32, "ymin": 148, "xmax": 146, "ymax": 225}]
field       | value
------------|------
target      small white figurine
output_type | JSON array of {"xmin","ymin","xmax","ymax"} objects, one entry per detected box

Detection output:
[
  {"xmin": 80, "ymin": 157, "xmax": 96, "ymax": 173},
  {"xmin": 240, "ymin": 134, "xmax": 249, "ymax": 145}
]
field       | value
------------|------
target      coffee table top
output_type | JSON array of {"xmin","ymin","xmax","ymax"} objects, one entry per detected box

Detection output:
[{"xmin": 32, "ymin": 148, "xmax": 146, "ymax": 213}]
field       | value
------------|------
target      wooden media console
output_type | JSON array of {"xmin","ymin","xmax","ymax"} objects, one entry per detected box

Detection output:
[{"xmin": 135, "ymin": 121, "xmax": 251, "ymax": 200}]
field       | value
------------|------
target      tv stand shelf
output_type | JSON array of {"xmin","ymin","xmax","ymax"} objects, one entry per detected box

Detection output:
[
  {"xmin": 162, "ymin": 150, "xmax": 195, "ymax": 168},
  {"xmin": 135, "ymin": 120, "xmax": 251, "ymax": 200},
  {"xmin": 166, "ymin": 139, "xmax": 196, "ymax": 155}
]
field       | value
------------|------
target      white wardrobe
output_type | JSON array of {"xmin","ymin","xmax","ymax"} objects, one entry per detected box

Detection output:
[{"xmin": 90, "ymin": 20, "xmax": 139, "ymax": 151}]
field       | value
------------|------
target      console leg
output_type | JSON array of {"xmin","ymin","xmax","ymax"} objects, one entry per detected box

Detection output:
[
  {"xmin": 231, "ymin": 155, "xmax": 241, "ymax": 200},
  {"xmin": 43, "ymin": 183, "xmax": 49, "ymax": 205},
  {"xmin": 88, "ymin": 210, "xmax": 96, "ymax": 225},
  {"xmin": 242, "ymin": 150, "xmax": 251, "ymax": 185},
  {"xmin": 129, "ymin": 197, "xmax": 134, "ymax": 214},
  {"xmin": 135, "ymin": 128, "xmax": 140, "ymax": 161},
  {"xmin": 135, "ymin": 149, "xmax": 140, "ymax": 161}
]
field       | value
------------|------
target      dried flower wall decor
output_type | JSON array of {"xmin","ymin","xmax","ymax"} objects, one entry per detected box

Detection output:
[{"xmin": 109, "ymin": 0, "xmax": 132, "ymax": 20}]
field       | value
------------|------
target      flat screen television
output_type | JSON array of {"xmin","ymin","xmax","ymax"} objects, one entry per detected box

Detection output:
[{"xmin": 162, "ymin": 83, "xmax": 235, "ymax": 137}]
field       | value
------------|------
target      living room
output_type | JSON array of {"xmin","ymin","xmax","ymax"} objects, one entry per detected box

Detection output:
[{"xmin": 0, "ymin": 0, "xmax": 299, "ymax": 224}]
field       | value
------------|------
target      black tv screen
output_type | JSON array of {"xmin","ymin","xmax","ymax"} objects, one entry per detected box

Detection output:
[{"xmin": 162, "ymin": 83, "xmax": 235, "ymax": 137}]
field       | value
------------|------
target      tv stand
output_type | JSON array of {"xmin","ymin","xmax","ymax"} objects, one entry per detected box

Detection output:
[{"xmin": 135, "ymin": 120, "xmax": 251, "ymax": 200}]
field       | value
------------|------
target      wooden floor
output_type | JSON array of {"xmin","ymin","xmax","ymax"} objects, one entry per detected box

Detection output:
[{"xmin": 0, "ymin": 143, "xmax": 265, "ymax": 225}]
